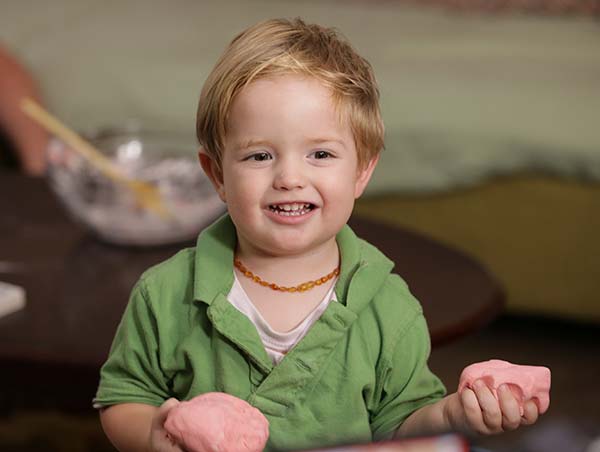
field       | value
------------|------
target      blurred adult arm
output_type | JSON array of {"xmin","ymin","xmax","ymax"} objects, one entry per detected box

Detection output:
[{"xmin": 0, "ymin": 44, "xmax": 48, "ymax": 175}]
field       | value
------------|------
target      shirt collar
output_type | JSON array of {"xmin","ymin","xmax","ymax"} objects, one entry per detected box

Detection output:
[
  {"xmin": 192, "ymin": 214, "xmax": 392, "ymax": 312},
  {"xmin": 193, "ymin": 214, "xmax": 236, "ymax": 304}
]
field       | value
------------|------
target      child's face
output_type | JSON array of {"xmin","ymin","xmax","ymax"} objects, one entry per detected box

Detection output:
[{"xmin": 201, "ymin": 74, "xmax": 377, "ymax": 258}]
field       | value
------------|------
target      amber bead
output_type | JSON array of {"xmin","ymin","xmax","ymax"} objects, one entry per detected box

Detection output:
[{"xmin": 233, "ymin": 258, "xmax": 340, "ymax": 294}]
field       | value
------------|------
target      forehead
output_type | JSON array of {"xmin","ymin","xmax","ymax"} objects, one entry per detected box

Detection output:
[{"xmin": 226, "ymin": 74, "xmax": 349, "ymax": 140}]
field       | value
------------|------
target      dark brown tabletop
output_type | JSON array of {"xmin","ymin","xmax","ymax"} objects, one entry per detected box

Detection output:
[{"xmin": 0, "ymin": 171, "xmax": 503, "ymax": 410}]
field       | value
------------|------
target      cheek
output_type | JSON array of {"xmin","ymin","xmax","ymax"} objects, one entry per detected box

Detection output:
[
  {"xmin": 320, "ymin": 179, "xmax": 356, "ymax": 206},
  {"xmin": 223, "ymin": 176, "xmax": 260, "ymax": 209},
  {"xmin": 221, "ymin": 167, "xmax": 244, "ymax": 199}
]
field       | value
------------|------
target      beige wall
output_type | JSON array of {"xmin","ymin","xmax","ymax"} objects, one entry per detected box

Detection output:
[{"xmin": 356, "ymin": 175, "xmax": 600, "ymax": 323}]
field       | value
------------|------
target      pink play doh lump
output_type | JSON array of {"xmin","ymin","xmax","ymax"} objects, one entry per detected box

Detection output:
[
  {"xmin": 458, "ymin": 359, "xmax": 551, "ymax": 415},
  {"xmin": 164, "ymin": 392, "xmax": 269, "ymax": 452}
]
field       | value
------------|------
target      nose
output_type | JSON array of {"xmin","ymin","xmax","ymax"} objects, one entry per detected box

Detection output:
[{"xmin": 272, "ymin": 157, "xmax": 306, "ymax": 191}]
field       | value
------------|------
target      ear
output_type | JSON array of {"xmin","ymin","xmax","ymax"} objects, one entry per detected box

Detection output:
[
  {"xmin": 354, "ymin": 154, "xmax": 380, "ymax": 199},
  {"xmin": 198, "ymin": 148, "xmax": 226, "ymax": 202}
]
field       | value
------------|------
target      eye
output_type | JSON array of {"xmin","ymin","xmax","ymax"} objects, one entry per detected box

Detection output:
[
  {"xmin": 245, "ymin": 152, "xmax": 272, "ymax": 162},
  {"xmin": 312, "ymin": 150, "xmax": 333, "ymax": 160}
]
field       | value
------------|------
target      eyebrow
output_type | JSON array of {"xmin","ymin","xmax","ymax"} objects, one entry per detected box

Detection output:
[
  {"xmin": 234, "ymin": 137, "xmax": 347, "ymax": 151},
  {"xmin": 306, "ymin": 138, "xmax": 346, "ymax": 148},
  {"xmin": 235, "ymin": 139, "xmax": 271, "ymax": 151}
]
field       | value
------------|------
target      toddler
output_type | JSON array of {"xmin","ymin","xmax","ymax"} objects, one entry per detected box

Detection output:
[{"xmin": 95, "ymin": 18, "xmax": 544, "ymax": 452}]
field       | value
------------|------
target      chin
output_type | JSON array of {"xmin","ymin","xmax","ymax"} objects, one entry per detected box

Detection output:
[
  {"xmin": 254, "ymin": 234, "xmax": 313, "ymax": 256},
  {"xmin": 266, "ymin": 241, "xmax": 312, "ymax": 257}
]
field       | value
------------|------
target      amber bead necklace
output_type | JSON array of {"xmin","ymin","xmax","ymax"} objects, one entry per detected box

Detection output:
[{"xmin": 233, "ymin": 258, "xmax": 340, "ymax": 293}]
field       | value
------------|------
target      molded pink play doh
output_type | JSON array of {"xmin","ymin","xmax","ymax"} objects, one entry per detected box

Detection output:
[
  {"xmin": 458, "ymin": 359, "xmax": 551, "ymax": 415},
  {"xmin": 164, "ymin": 392, "xmax": 269, "ymax": 452}
]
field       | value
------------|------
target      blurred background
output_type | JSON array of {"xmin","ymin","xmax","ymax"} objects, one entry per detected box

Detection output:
[{"xmin": 0, "ymin": 0, "xmax": 599, "ymax": 451}]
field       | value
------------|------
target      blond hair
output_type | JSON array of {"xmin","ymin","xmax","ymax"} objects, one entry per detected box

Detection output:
[{"xmin": 196, "ymin": 18, "xmax": 384, "ymax": 172}]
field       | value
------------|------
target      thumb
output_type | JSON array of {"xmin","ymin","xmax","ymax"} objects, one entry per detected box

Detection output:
[
  {"xmin": 154, "ymin": 398, "xmax": 180, "ymax": 427},
  {"xmin": 149, "ymin": 399, "xmax": 184, "ymax": 452}
]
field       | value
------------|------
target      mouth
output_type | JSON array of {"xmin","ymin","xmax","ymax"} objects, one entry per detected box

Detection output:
[{"xmin": 268, "ymin": 202, "xmax": 316, "ymax": 217}]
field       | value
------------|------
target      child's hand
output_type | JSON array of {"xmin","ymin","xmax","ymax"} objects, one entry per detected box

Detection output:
[
  {"xmin": 448, "ymin": 359, "xmax": 550, "ymax": 435},
  {"xmin": 149, "ymin": 398, "xmax": 185, "ymax": 452},
  {"xmin": 445, "ymin": 379, "xmax": 539, "ymax": 435},
  {"xmin": 163, "ymin": 392, "xmax": 270, "ymax": 452}
]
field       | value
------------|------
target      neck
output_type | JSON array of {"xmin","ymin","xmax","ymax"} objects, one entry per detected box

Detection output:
[{"xmin": 235, "ymin": 238, "xmax": 340, "ymax": 287}]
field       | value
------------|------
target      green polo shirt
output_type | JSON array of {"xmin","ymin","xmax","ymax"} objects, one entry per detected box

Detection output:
[{"xmin": 94, "ymin": 215, "xmax": 445, "ymax": 451}]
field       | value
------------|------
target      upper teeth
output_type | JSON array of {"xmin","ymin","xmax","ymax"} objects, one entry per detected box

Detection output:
[{"xmin": 274, "ymin": 203, "xmax": 310, "ymax": 211}]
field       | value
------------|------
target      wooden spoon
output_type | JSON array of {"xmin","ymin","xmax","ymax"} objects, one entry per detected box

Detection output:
[{"xmin": 21, "ymin": 97, "xmax": 170, "ymax": 219}]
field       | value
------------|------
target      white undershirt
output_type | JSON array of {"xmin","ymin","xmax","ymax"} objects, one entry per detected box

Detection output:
[{"xmin": 227, "ymin": 273, "xmax": 337, "ymax": 365}]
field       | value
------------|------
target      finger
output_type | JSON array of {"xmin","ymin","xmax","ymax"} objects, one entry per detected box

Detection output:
[
  {"xmin": 497, "ymin": 384, "xmax": 522, "ymax": 431},
  {"xmin": 460, "ymin": 388, "xmax": 487, "ymax": 434},
  {"xmin": 160, "ymin": 398, "xmax": 180, "ymax": 415},
  {"xmin": 472, "ymin": 380, "xmax": 502, "ymax": 433},
  {"xmin": 521, "ymin": 400, "xmax": 539, "ymax": 426},
  {"xmin": 154, "ymin": 398, "xmax": 180, "ymax": 428}
]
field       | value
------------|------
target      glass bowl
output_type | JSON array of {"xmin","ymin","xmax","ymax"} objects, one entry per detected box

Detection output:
[{"xmin": 46, "ymin": 127, "xmax": 225, "ymax": 246}]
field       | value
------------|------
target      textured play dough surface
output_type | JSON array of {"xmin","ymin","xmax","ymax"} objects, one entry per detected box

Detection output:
[
  {"xmin": 458, "ymin": 359, "xmax": 551, "ymax": 414},
  {"xmin": 164, "ymin": 393, "xmax": 269, "ymax": 452}
]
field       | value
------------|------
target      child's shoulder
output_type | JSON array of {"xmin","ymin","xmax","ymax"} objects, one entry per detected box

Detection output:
[
  {"xmin": 357, "ymin": 237, "xmax": 421, "ymax": 306},
  {"xmin": 351, "ymin": 236, "xmax": 429, "ymax": 354},
  {"xmin": 355, "ymin": 235, "xmax": 423, "ymax": 316},
  {"xmin": 377, "ymin": 273, "xmax": 423, "ymax": 316},
  {"xmin": 127, "ymin": 247, "xmax": 200, "ymax": 318},
  {"xmin": 139, "ymin": 246, "xmax": 197, "ymax": 288}
]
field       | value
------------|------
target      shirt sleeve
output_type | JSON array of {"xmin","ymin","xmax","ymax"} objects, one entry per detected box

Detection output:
[
  {"xmin": 369, "ymin": 311, "xmax": 447, "ymax": 440},
  {"xmin": 93, "ymin": 277, "xmax": 171, "ymax": 408}
]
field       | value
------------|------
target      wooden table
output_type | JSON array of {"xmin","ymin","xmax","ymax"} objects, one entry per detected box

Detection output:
[{"xmin": 0, "ymin": 171, "xmax": 503, "ymax": 411}]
